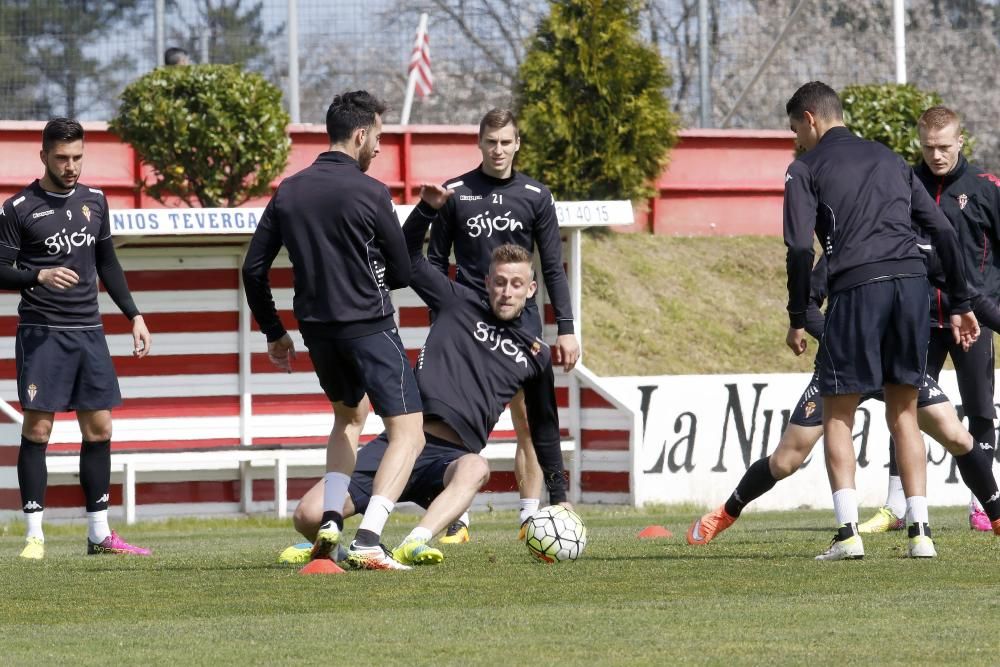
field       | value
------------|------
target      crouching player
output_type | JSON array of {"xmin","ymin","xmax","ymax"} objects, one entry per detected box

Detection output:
[
  {"xmin": 282, "ymin": 410, "xmax": 492, "ymax": 566},
  {"xmin": 282, "ymin": 184, "xmax": 570, "ymax": 567},
  {"xmin": 687, "ymin": 256, "xmax": 1000, "ymax": 556}
]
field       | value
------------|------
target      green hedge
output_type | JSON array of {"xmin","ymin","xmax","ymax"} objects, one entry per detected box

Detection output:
[{"xmin": 110, "ymin": 64, "xmax": 290, "ymax": 207}]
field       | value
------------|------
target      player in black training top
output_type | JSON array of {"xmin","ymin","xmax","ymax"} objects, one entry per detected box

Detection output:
[
  {"xmin": 862, "ymin": 106, "xmax": 1000, "ymax": 534},
  {"xmin": 783, "ymin": 81, "xmax": 979, "ymax": 561},
  {"xmin": 427, "ymin": 109, "xmax": 579, "ymax": 542},
  {"xmin": 0, "ymin": 118, "xmax": 152, "ymax": 560},
  {"xmin": 686, "ymin": 255, "xmax": 1000, "ymax": 547},
  {"xmin": 243, "ymin": 91, "xmax": 423, "ymax": 571},
  {"xmin": 286, "ymin": 184, "xmax": 569, "ymax": 567}
]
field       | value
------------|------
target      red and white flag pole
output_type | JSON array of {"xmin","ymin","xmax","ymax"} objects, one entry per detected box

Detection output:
[{"xmin": 400, "ymin": 12, "xmax": 432, "ymax": 126}]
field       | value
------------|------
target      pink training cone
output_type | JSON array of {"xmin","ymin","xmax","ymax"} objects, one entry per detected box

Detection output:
[
  {"xmin": 638, "ymin": 525, "xmax": 673, "ymax": 539},
  {"xmin": 299, "ymin": 559, "xmax": 346, "ymax": 575}
]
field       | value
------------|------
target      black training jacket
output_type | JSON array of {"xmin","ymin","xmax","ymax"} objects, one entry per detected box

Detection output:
[
  {"xmin": 404, "ymin": 200, "xmax": 567, "ymax": 504},
  {"xmin": 242, "ymin": 151, "xmax": 411, "ymax": 341},
  {"xmin": 784, "ymin": 126, "xmax": 971, "ymax": 329},
  {"xmin": 915, "ymin": 155, "xmax": 1000, "ymax": 327}
]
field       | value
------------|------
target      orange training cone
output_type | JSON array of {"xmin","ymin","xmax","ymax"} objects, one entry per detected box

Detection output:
[
  {"xmin": 299, "ymin": 558, "xmax": 346, "ymax": 575},
  {"xmin": 637, "ymin": 525, "xmax": 673, "ymax": 539}
]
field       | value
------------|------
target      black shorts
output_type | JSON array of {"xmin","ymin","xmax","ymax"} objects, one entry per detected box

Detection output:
[
  {"xmin": 348, "ymin": 431, "xmax": 468, "ymax": 512},
  {"xmin": 817, "ymin": 277, "xmax": 929, "ymax": 396},
  {"xmin": 926, "ymin": 326, "xmax": 996, "ymax": 419},
  {"xmin": 790, "ymin": 370, "xmax": 951, "ymax": 428},
  {"xmin": 15, "ymin": 325, "xmax": 122, "ymax": 412},
  {"xmin": 302, "ymin": 327, "xmax": 421, "ymax": 417}
]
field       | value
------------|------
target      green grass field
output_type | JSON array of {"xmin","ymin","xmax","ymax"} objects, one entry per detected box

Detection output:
[{"xmin": 3, "ymin": 506, "xmax": 1000, "ymax": 666}]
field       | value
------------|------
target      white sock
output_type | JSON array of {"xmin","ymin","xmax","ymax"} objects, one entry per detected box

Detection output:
[
  {"xmin": 25, "ymin": 511, "xmax": 44, "ymax": 541},
  {"xmin": 519, "ymin": 498, "xmax": 540, "ymax": 524},
  {"xmin": 358, "ymin": 495, "xmax": 395, "ymax": 538},
  {"xmin": 405, "ymin": 526, "xmax": 433, "ymax": 543},
  {"xmin": 322, "ymin": 472, "xmax": 351, "ymax": 514},
  {"xmin": 832, "ymin": 488, "xmax": 858, "ymax": 527},
  {"xmin": 885, "ymin": 475, "xmax": 906, "ymax": 518},
  {"xmin": 87, "ymin": 509, "xmax": 111, "ymax": 544},
  {"xmin": 970, "ymin": 491, "xmax": 984, "ymax": 514},
  {"xmin": 906, "ymin": 496, "xmax": 929, "ymax": 526},
  {"xmin": 457, "ymin": 511, "xmax": 470, "ymax": 527}
]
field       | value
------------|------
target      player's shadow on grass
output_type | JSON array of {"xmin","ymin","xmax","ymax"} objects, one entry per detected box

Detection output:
[
  {"xmin": 586, "ymin": 550, "xmax": 803, "ymax": 562},
  {"xmin": 767, "ymin": 526, "xmax": 838, "ymax": 534}
]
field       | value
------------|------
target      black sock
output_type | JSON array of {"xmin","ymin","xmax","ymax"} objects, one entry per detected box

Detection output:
[
  {"xmin": 320, "ymin": 510, "xmax": 344, "ymax": 531},
  {"xmin": 724, "ymin": 457, "xmax": 777, "ymax": 518},
  {"xmin": 79, "ymin": 439, "xmax": 111, "ymax": 512},
  {"xmin": 907, "ymin": 522, "xmax": 932, "ymax": 539},
  {"xmin": 968, "ymin": 416, "xmax": 996, "ymax": 454},
  {"xmin": 888, "ymin": 437, "xmax": 898, "ymax": 476},
  {"xmin": 835, "ymin": 523, "xmax": 858, "ymax": 541},
  {"xmin": 17, "ymin": 436, "xmax": 47, "ymax": 513},
  {"xmin": 353, "ymin": 528, "xmax": 380, "ymax": 547},
  {"xmin": 955, "ymin": 445, "xmax": 1000, "ymax": 522}
]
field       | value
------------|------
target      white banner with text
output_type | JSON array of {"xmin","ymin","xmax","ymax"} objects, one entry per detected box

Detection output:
[
  {"xmin": 601, "ymin": 371, "xmax": 996, "ymax": 511},
  {"xmin": 108, "ymin": 201, "xmax": 634, "ymax": 236}
]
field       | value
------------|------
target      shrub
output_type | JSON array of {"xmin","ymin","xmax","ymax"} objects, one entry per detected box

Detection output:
[
  {"xmin": 110, "ymin": 64, "xmax": 290, "ymax": 207},
  {"xmin": 515, "ymin": 0, "xmax": 679, "ymax": 201}
]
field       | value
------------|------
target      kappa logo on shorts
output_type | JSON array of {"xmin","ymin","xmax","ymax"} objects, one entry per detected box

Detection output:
[
  {"xmin": 23, "ymin": 501, "xmax": 42, "ymax": 511},
  {"xmin": 804, "ymin": 401, "xmax": 816, "ymax": 418},
  {"xmin": 97, "ymin": 493, "xmax": 110, "ymax": 504},
  {"xmin": 27, "ymin": 383, "xmax": 37, "ymax": 401}
]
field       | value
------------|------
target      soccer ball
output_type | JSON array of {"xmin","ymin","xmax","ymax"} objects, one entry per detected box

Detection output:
[{"xmin": 523, "ymin": 505, "xmax": 587, "ymax": 563}]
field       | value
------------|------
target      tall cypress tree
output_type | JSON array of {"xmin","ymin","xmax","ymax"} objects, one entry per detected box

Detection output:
[{"xmin": 515, "ymin": 0, "xmax": 679, "ymax": 201}]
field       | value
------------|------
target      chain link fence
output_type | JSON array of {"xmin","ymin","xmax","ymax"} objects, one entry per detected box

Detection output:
[{"xmin": 1, "ymin": 1, "xmax": 998, "ymax": 167}]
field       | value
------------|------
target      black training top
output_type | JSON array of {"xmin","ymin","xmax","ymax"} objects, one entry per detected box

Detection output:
[
  {"xmin": 784, "ymin": 126, "xmax": 971, "ymax": 329},
  {"xmin": 242, "ymin": 151, "xmax": 411, "ymax": 341},
  {"xmin": 0, "ymin": 180, "xmax": 138, "ymax": 327},
  {"xmin": 915, "ymin": 155, "xmax": 1000, "ymax": 326},
  {"xmin": 406, "ymin": 200, "xmax": 567, "ymax": 503},
  {"xmin": 426, "ymin": 166, "xmax": 575, "ymax": 335}
]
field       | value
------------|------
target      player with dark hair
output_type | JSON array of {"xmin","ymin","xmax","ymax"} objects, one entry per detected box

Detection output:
[
  {"xmin": 860, "ymin": 105, "xmax": 1000, "ymax": 534},
  {"xmin": 163, "ymin": 47, "xmax": 190, "ymax": 66},
  {"xmin": 783, "ymin": 81, "xmax": 979, "ymax": 560},
  {"xmin": 427, "ymin": 108, "xmax": 579, "ymax": 543},
  {"xmin": 688, "ymin": 255, "xmax": 1000, "ymax": 547},
  {"xmin": 243, "ymin": 91, "xmax": 424, "ymax": 571},
  {"xmin": 0, "ymin": 118, "xmax": 152, "ymax": 559},
  {"xmin": 282, "ymin": 188, "xmax": 570, "ymax": 566}
]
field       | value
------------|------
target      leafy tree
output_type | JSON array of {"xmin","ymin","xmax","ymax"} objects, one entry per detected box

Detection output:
[
  {"xmin": 110, "ymin": 64, "xmax": 290, "ymax": 207},
  {"xmin": 841, "ymin": 83, "xmax": 974, "ymax": 165},
  {"xmin": 0, "ymin": 1, "xmax": 144, "ymax": 119},
  {"xmin": 515, "ymin": 0, "xmax": 679, "ymax": 201}
]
